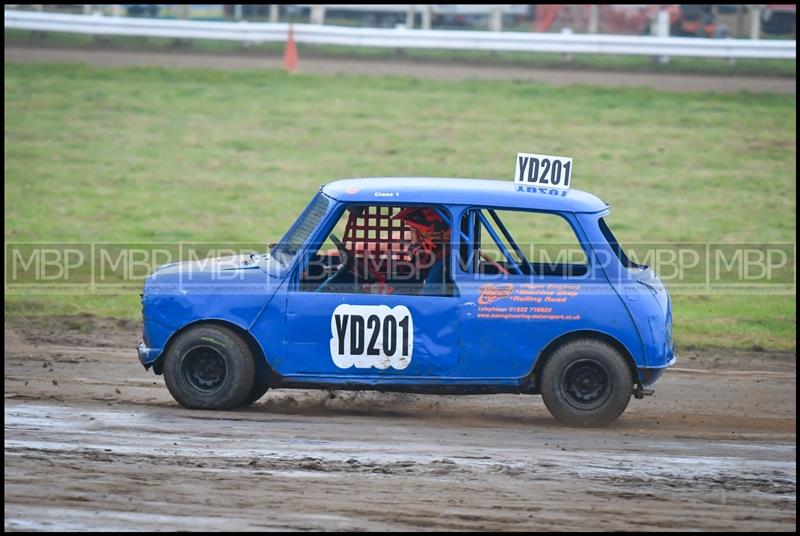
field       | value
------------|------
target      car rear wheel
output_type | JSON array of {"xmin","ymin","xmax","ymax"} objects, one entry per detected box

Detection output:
[
  {"xmin": 539, "ymin": 338, "xmax": 633, "ymax": 427},
  {"xmin": 163, "ymin": 324, "xmax": 255, "ymax": 410}
]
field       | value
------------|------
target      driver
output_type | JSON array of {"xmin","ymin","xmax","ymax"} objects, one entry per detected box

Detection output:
[
  {"xmin": 362, "ymin": 207, "xmax": 451, "ymax": 295},
  {"xmin": 395, "ymin": 207, "xmax": 450, "ymax": 259}
]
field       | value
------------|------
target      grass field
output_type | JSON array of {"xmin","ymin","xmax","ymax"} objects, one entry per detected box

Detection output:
[{"xmin": 4, "ymin": 61, "xmax": 796, "ymax": 350}]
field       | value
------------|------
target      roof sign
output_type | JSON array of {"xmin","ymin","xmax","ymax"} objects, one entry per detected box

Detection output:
[{"xmin": 515, "ymin": 152, "xmax": 572, "ymax": 191}]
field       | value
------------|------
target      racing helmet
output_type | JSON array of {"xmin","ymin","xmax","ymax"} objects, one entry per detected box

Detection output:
[{"xmin": 393, "ymin": 207, "xmax": 451, "ymax": 255}]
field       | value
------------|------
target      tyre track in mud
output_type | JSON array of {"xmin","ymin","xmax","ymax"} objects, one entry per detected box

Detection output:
[{"xmin": 3, "ymin": 318, "xmax": 797, "ymax": 531}]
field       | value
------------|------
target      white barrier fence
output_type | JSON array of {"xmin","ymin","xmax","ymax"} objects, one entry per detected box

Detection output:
[{"xmin": 4, "ymin": 9, "xmax": 796, "ymax": 60}]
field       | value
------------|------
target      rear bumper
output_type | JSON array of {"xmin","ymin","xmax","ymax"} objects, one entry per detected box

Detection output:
[{"xmin": 638, "ymin": 355, "xmax": 677, "ymax": 387}]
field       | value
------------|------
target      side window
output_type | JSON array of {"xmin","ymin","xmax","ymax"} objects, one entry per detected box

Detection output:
[
  {"xmin": 599, "ymin": 217, "xmax": 644, "ymax": 271},
  {"xmin": 299, "ymin": 204, "xmax": 457, "ymax": 296},
  {"xmin": 458, "ymin": 208, "xmax": 588, "ymax": 277}
]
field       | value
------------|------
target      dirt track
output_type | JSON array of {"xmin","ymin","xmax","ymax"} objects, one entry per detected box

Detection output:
[
  {"xmin": 4, "ymin": 44, "xmax": 797, "ymax": 94},
  {"xmin": 3, "ymin": 316, "xmax": 796, "ymax": 531}
]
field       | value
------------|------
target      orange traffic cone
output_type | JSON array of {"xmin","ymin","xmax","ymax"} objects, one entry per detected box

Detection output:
[{"xmin": 283, "ymin": 24, "xmax": 298, "ymax": 73}]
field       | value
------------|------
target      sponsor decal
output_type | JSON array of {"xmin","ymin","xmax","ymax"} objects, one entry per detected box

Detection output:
[
  {"xmin": 477, "ymin": 283, "xmax": 514, "ymax": 305},
  {"xmin": 477, "ymin": 283, "xmax": 582, "ymax": 321}
]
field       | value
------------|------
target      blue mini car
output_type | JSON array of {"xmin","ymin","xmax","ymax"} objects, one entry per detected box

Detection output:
[{"xmin": 138, "ymin": 177, "xmax": 675, "ymax": 426}]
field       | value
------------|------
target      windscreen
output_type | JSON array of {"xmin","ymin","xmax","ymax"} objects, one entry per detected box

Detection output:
[{"xmin": 271, "ymin": 192, "xmax": 330, "ymax": 267}]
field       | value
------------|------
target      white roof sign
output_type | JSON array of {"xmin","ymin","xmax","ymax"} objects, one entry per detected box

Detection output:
[{"xmin": 515, "ymin": 152, "xmax": 572, "ymax": 191}]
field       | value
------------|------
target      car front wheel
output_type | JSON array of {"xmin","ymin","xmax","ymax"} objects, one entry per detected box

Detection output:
[
  {"xmin": 163, "ymin": 324, "xmax": 255, "ymax": 410},
  {"xmin": 539, "ymin": 338, "xmax": 634, "ymax": 427}
]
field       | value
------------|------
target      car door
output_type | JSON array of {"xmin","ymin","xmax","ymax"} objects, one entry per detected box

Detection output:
[
  {"xmin": 453, "ymin": 207, "xmax": 626, "ymax": 380},
  {"xmin": 280, "ymin": 202, "xmax": 461, "ymax": 383},
  {"xmin": 283, "ymin": 291, "xmax": 459, "ymax": 381}
]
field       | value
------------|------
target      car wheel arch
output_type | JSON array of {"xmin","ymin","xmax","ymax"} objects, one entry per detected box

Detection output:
[
  {"xmin": 153, "ymin": 319, "xmax": 272, "ymax": 383},
  {"xmin": 529, "ymin": 330, "xmax": 638, "ymax": 392}
]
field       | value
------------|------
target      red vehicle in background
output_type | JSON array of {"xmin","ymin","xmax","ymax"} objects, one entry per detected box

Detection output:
[
  {"xmin": 534, "ymin": 5, "xmax": 703, "ymax": 36},
  {"xmin": 610, "ymin": 5, "xmax": 715, "ymax": 37},
  {"xmin": 538, "ymin": 4, "xmax": 795, "ymax": 38}
]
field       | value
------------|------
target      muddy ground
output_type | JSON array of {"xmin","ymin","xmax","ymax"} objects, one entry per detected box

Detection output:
[{"xmin": 4, "ymin": 316, "xmax": 796, "ymax": 531}]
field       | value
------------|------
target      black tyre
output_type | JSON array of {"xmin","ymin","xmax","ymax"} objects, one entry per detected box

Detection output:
[
  {"xmin": 163, "ymin": 324, "xmax": 255, "ymax": 410},
  {"xmin": 539, "ymin": 338, "xmax": 633, "ymax": 427}
]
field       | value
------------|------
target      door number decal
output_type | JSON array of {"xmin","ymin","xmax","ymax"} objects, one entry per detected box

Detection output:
[{"xmin": 330, "ymin": 304, "xmax": 413, "ymax": 370}]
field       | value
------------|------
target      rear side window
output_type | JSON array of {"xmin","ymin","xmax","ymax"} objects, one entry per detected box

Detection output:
[
  {"xmin": 598, "ymin": 217, "xmax": 644, "ymax": 270},
  {"xmin": 459, "ymin": 209, "xmax": 587, "ymax": 277}
]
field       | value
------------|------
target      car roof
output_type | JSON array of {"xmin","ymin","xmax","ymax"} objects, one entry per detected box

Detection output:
[{"xmin": 321, "ymin": 178, "xmax": 609, "ymax": 213}]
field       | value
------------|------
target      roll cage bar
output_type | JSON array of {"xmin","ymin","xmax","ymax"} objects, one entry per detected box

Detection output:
[{"xmin": 433, "ymin": 207, "xmax": 530, "ymax": 276}]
